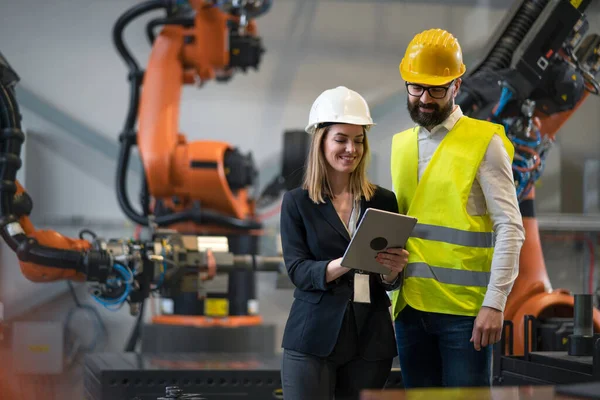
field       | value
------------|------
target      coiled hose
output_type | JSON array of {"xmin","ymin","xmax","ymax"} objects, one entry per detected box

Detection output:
[{"xmin": 456, "ymin": 0, "xmax": 550, "ymax": 114}]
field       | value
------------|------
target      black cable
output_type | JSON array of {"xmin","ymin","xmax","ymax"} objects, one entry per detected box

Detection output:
[
  {"xmin": 67, "ymin": 281, "xmax": 82, "ymax": 307},
  {"xmin": 0, "ymin": 81, "xmax": 113, "ymax": 274},
  {"xmin": 116, "ymin": 134, "xmax": 148, "ymax": 226},
  {"xmin": 0, "ymin": 82, "xmax": 25, "ymax": 251},
  {"xmin": 146, "ymin": 16, "xmax": 194, "ymax": 45},
  {"xmin": 0, "ymin": 84, "xmax": 14, "ymax": 127},
  {"xmin": 140, "ymin": 169, "xmax": 150, "ymax": 217},
  {"xmin": 479, "ymin": 0, "xmax": 548, "ymax": 72},
  {"xmin": 112, "ymin": 0, "xmax": 169, "ymax": 75},
  {"xmin": 79, "ymin": 229, "xmax": 97, "ymax": 240},
  {"xmin": 113, "ymin": 1, "xmax": 171, "ymax": 227},
  {"xmin": 124, "ymin": 300, "xmax": 144, "ymax": 352}
]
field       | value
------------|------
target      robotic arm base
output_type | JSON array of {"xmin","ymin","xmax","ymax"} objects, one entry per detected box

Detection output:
[{"xmin": 509, "ymin": 291, "xmax": 600, "ymax": 356}]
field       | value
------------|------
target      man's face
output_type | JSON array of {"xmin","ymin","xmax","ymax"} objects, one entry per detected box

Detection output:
[{"xmin": 406, "ymin": 79, "xmax": 460, "ymax": 129}]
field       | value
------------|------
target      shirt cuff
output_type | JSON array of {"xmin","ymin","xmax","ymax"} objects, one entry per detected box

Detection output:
[
  {"xmin": 379, "ymin": 273, "xmax": 401, "ymax": 291},
  {"xmin": 482, "ymin": 287, "xmax": 507, "ymax": 312}
]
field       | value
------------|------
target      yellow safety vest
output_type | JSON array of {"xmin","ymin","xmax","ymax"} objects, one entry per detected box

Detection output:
[{"xmin": 390, "ymin": 115, "xmax": 514, "ymax": 319}]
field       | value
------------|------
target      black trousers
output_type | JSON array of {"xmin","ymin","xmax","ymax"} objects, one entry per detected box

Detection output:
[{"xmin": 281, "ymin": 302, "xmax": 393, "ymax": 400}]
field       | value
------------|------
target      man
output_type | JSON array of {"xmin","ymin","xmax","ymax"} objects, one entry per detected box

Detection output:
[{"xmin": 390, "ymin": 28, "xmax": 525, "ymax": 388}]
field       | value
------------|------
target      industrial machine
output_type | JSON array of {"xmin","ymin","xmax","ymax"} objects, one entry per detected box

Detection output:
[
  {"xmin": 492, "ymin": 294, "xmax": 600, "ymax": 388},
  {"xmin": 111, "ymin": 0, "xmax": 310, "ymax": 352},
  {"xmin": 455, "ymin": 0, "xmax": 600, "ymax": 356},
  {"xmin": 0, "ymin": 0, "xmax": 297, "ymax": 398},
  {"xmin": 110, "ymin": 0, "xmax": 309, "ymax": 353}
]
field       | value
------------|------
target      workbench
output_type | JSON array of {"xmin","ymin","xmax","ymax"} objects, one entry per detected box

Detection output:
[{"xmin": 83, "ymin": 352, "xmax": 404, "ymax": 399}]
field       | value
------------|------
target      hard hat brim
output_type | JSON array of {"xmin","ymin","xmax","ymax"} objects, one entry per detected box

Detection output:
[
  {"xmin": 400, "ymin": 65, "xmax": 466, "ymax": 86},
  {"xmin": 305, "ymin": 117, "xmax": 376, "ymax": 134}
]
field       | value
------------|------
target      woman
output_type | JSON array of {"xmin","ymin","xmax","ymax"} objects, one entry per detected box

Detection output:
[{"xmin": 279, "ymin": 86, "xmax": 409, "ymax": 400}]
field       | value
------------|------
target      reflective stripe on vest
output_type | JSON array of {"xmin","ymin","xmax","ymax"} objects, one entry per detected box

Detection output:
[
  {"xmin": 412, "ymin": 223, "xmax": 494, "ymax": 248},
  {"xmin": 390, "ymin": 115, "xmax": 515, "ymax": 318},
  {"xmin": 405, "ymin": 262, "xmax": 491, "ymax": 287}
]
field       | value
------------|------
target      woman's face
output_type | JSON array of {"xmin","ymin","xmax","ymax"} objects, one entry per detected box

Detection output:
[{"xmin": 322, "ymin": 124, "xmax": 365, "ymax": 174}]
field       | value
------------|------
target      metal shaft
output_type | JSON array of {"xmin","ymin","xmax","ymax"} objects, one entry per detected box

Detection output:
[
  {"xmin": 233, "ymin": 255, "xmax": 283, "ymax": 271},
  {"xmin": 573, "ymin": 294, "xmax": 593, "ymax": 337}
]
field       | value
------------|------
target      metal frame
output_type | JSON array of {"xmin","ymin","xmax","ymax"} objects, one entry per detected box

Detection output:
[
  {"xmin": 493, "ymin": 315, "xmax": 600, "ymax": 386},
  {"xmin": 83, "ymin": 352, "xmax": 403, "ymax": 400}
]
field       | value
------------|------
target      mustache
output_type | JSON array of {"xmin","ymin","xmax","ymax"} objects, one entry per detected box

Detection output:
[{"xmin": 416, "ymin": 102, "xmax": 439, "ymax": 111}]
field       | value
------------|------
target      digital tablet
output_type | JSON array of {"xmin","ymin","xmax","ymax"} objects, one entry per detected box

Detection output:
[{"xmin": 341, "ymin": 208, "xmax": 418, "ymax": 275}]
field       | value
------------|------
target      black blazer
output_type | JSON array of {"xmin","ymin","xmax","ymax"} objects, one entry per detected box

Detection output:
[{"xmin": 280, "ymin": 185, "xmax": 401, "ymax": 359}]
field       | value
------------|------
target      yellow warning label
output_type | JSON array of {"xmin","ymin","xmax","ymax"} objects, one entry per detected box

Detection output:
[
  {"xmin": 570, "ymin": 0, "xmax": 583, "ymax": 8},
  {"xmin": 204, "ymin": 298, "xmax": 229, "ymax": 317},
  {"xmin": 572, "ymin": 74, "xmax": 577, "ymax": 81},
  {"xmin": 561, "ymin": 94, "xmax": 568, "ymax": 101},
  {"xmin": 28, "ymin": 344, "xmax": 50, "ymax": 353}
]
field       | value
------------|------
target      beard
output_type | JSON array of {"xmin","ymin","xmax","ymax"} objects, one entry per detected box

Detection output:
[{"xmin": 407, "ymin": 99, "xmax": 453, "ymax": 129}]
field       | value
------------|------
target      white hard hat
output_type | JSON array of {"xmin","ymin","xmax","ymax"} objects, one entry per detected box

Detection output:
[{"xmin": 305, "ymin": 86, "xmax": 375, "ymax": 134}]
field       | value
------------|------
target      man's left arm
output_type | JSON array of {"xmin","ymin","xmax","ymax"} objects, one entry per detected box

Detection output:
[{"xmin": 471, "ymin": 134, "xmax": 526, "ymax": 351}]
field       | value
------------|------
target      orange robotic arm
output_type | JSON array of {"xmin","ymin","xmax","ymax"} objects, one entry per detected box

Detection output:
[
  {"xmin": 0, "ymin": 44, "xmax": 284, "ymax": 399},
  {"xmin": 13, "ymin": 181, "xmax": 90, "ymax": 282},
  {"xmin": 113, "ymin": 0, "xmax": 271, "ymax": 232},
  {"xmin": 0, "ymin": 59, "xmax": 113, "ymax": 285},
  {"xmin": 456, "ymin": 0, "xmax": 600, "ymax": 355}
]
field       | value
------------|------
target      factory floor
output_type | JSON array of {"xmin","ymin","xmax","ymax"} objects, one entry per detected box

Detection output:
[{"xmin": 1, "ymin": 238, "xmax": 595, "ymax": 399}]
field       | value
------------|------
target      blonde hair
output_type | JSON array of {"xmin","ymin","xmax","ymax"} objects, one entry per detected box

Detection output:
[{"xmin": 302, "ymin": 125, "xmax": 376, "ymax": 204}]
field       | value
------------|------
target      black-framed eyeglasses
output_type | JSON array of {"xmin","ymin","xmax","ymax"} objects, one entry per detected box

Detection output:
[{"xmin": 405, "ymin": 81, "xmax": 453, "ymax": 99}]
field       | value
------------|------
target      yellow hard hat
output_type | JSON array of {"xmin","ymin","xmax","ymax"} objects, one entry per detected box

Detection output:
[{"xmin": 399, "ymin": 28, "xmax": 466, "ymax": 86}]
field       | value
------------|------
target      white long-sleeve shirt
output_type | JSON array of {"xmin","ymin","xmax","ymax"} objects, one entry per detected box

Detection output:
[{"xmin": 413, "ymin": 106, "xmax": 525, "ymax": 312}]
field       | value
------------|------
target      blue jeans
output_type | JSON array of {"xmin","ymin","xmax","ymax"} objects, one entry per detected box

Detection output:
[{"xmin": 394, "ymin": 306, "xmax": 492, "ymax": 388}]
